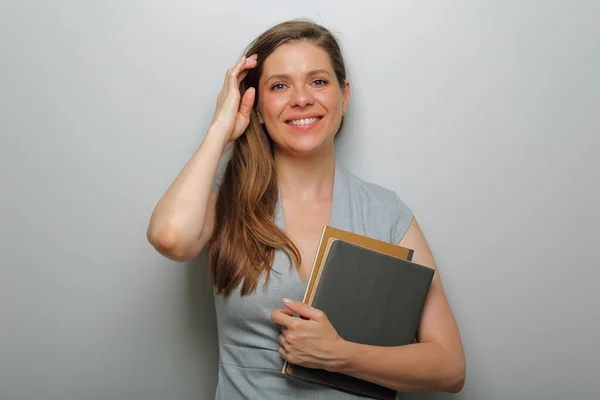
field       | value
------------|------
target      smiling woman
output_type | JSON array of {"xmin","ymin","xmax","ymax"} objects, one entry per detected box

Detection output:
[
  {"xmin": 146, "ymin": 19, "xmax": 465, "ymax": 399},
  {"xmin": 257, "ymin": 43, "xmax": 350, "ymax": 158}
]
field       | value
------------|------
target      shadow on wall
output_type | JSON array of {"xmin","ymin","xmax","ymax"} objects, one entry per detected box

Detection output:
[{"xmin": 184, "ymin": 248, "xmax": 219, "ymax": 397}]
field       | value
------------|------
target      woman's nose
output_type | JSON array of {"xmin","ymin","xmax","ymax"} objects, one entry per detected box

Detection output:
[{"xmin": 289, "ymin": 86, "xmax": 314, "ymax": 108}]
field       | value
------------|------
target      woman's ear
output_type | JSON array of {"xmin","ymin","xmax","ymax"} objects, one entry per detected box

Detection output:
[{"xmin": 342, "ymin": 79, "xmax": 351, "ymax": 115}]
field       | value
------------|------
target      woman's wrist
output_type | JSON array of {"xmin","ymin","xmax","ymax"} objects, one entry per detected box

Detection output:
[
  {"xmin": 205, "ymin": 123, "xmax": 232, "ymax": 149},
  {"xmin": 326, "ymin": 338, "xmax": 358, "ymax": 373}
]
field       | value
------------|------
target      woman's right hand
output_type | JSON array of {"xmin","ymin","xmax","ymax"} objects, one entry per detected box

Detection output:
[{"xmin": 210, "ymin": 54, "xmax": 258, "ymax": 143}]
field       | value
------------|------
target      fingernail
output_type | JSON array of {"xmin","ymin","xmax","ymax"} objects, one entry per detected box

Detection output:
[{"xmin": 283, "ymin": 298, "xmax": 292, "ymax": 304}]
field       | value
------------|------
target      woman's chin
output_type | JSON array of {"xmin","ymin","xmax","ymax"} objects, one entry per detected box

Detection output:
[
  {"xmin": 270, "ymin": 127, "xmax": 335, "ymax": 157},
  {"xmin": 279, "ymin": 139, "xmax": 332, "ymax": 157}
]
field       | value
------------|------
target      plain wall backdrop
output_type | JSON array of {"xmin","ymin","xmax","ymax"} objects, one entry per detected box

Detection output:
[{"xmin": 1, "ymin": 0, "xmax": 599, "ymax": 399}]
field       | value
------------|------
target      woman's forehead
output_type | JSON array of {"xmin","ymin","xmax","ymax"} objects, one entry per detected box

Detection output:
[{"xmin": 260, "ymin": 42, "xmax": 334, "ymax": 80}]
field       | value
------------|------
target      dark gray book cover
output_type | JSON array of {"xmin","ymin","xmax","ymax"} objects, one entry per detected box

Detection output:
[{"xmin": 286, "ymin": 240, "xmax": 435, "ymax": 399}]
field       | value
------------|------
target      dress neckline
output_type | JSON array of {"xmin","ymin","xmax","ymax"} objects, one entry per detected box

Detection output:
[{"xmin": 272, "ymin": 161, "xmax": 353, "ymax": 284}]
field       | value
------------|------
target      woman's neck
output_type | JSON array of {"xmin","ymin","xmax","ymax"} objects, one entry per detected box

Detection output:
[{"xmin": 274, "ymin": 148, "xmax": 336, "ymax": 201}]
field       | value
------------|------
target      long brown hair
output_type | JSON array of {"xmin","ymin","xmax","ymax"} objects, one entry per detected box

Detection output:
[{"xmin": 208, "ymin": 20, "xmax": 348, "ymax": 297}]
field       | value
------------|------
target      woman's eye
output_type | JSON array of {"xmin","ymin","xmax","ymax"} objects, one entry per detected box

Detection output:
[
  {"xmin": 312, "ymin": 79, "xmax": 328, "ymax": 87},
  {"xmin": 271, "ymin": 83, "xmax": 286, "ymax": 91}
]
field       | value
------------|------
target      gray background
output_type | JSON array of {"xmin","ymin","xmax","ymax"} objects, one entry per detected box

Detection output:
[{"xmin": 1, "ymin": 0, "xmax": 598, "ymax": 399}]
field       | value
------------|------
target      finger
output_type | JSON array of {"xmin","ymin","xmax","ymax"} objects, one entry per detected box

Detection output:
[
  {"xmin": 279, "ymin": 308, "xmax": 294, "ymax": 316},
  {"xmin": 235, "ymin": 55, "xmax": 247, "ymax": 71},
  {"xmin": 222, "ymin": 58, "xmax": 244, "ymax": 93},
  {"xmin": 282, "ymin": 298, "xmax": 325, "ymax": 321},
  {"xmin": 237, "ymin": 67, "xmax": 255, "ymax": 85},
  {"xmin": 236, "ymin": 56, "xmax": 249, "ymax": 73},
  {"xmin": 237, "ymin": 59, "xmax": 258, "ymax": 85},
  {"xmin": 242, "ymin": 53, "xmax": 258, "ymax": 64},
  {"xmin": 238, "ymin": 87, "xmax": 255, "ymax": 118},
  {"xmin": 243, "ymin": 55, "xmax": 258, "ymax": 67},
  {"xmin": 278, "ymin": 346, "xmax": 290, "ymax": 361},
  {"xmin": 278, "ymin": 334, "xmax": 288, "ymax": 350},
  {"xmin": 273, "ymin": 308, "xmax": 294, "ymax": 319},
  {"xmin": 237, "ymin": 69, "xmax": 250, "ymax": 84},
  {"xmin": 228, "ymin": 57, "xmax": 248, "ymax": 89},
  {"xmin": 229, "ymin": 55, "xmax": 253, "ymax": 81},
  {"xmin": 270, "ymin": 309, "xmax": 296, "ymax": 328},
  {"xmin": 225, "ymin": 58, "xmax": 244, "ymax": 84}
]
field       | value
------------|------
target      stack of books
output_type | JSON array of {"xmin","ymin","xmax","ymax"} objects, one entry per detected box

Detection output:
[{"xmin": 282, "ymin": 226, "xmax": 435, "ymax": 400}]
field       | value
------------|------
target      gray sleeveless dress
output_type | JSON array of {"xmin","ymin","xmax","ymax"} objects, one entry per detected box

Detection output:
[{"xmin": 211, "ymin": 160, "xmax": 413, "ymax": 399}]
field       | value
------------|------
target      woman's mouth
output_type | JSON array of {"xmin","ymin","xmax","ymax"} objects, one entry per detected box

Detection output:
[{"xmin": 285, "ymin": 117, "xmax": 323, "ymax": 129}]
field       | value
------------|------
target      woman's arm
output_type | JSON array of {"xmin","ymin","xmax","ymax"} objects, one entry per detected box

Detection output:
[
  {"xmin": 146, "ymin": 132, "xmax": 225, "ymax": 262},
  {"xmin": 146, "ymin": 55, "xmax": 258, "ymax": 261},
  {"xmin": 330, "ymin": 217, "xmax": 466, "ymax": 393}
]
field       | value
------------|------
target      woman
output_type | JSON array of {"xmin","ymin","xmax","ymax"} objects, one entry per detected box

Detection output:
[{"xmin": 147, "ymin": 20, "xmax": 465, "ymax": 399}]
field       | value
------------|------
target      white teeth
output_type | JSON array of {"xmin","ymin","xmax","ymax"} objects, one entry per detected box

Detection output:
[{"xmin": 289, "ymin": 117, "xmax": 320, "ymax": 126}]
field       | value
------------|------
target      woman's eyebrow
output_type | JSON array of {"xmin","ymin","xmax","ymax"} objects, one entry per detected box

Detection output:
[{"xmin": 263, "ymin": 69, "xmax": 334, "ymax": 85}]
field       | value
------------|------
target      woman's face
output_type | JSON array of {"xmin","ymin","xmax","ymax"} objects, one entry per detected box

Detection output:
[{"xmin": 257, "ymin": 41, "xmax": 350, "ymax": 157}]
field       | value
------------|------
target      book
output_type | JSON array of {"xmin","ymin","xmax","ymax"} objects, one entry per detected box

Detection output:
[{"xmin": 281, "ymin": 226, "xmax": 435, "ymax": 400}]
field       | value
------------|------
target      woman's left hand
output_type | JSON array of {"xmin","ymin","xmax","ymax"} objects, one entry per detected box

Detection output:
[{"xmin": 270, "ymin": 298, "xmax": 348, "ymax": 371}]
